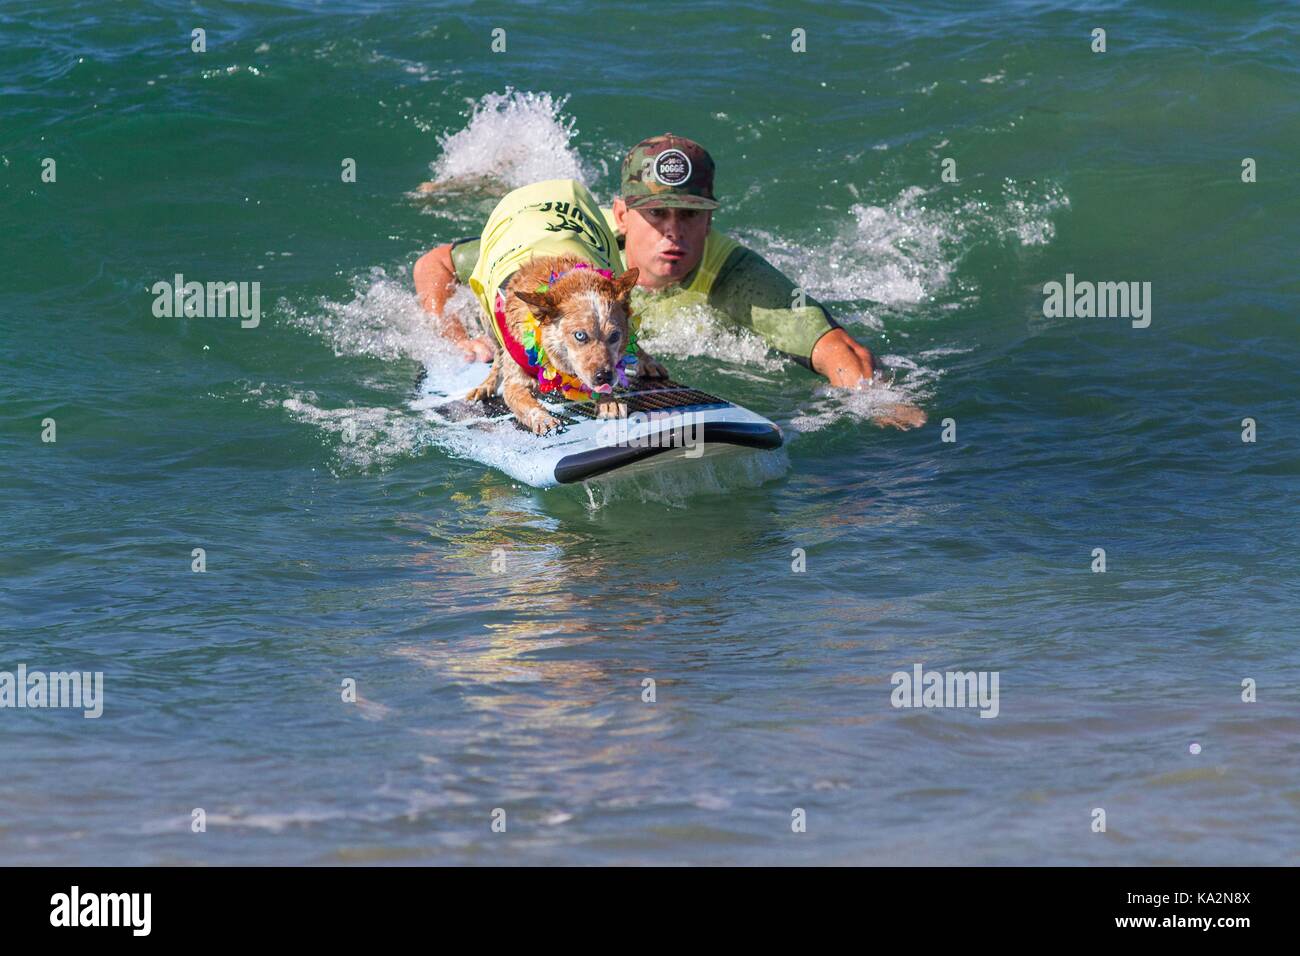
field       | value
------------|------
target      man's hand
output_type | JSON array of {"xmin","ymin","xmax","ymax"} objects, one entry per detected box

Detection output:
[
  {"xmin": 458, "ymin": 336, "xmax": 495, "ymax": 363},
  {"xmin": 811, "ymin": 328, "xmax": 877, "ymax": 387},
  {"xmin": 871, "ymin": 404, "xmax": 927, "ymax": 430},
  {"xmin": 810, "ymin": 328, "xmax": 927, "ymax": 430},
  {"xmin": 414, "ymin": 243, "xmax": 493, "ymax": 362}
]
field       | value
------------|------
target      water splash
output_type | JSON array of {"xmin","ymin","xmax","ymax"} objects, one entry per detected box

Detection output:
[
  {"xmin": 787, "ymin": 376, "xmax": 925, "ymax": 434},
  {"xmin": 282, "ymin": 267, "xmax": 472, "ymax": 366},
  {"xmin": 276, "ymin": 270, "xmax": 469, "ymax": 473},
  {"xmin": 728, "ymin": 179, "xmax": 1065, "ymax": 432},
  {"xmin": 749, "ymin": 179, "xmax": 1068, "ymax": 307},
  {"xmin": 425, "ymin": 89, "xmax": 595, "ymax": 191},
  {"xmin": 279, "ymin": 394, "xmax": 436, "ymax": 473},
  {"xmin": 637, "ymin": 303, "xmax": 786, "ymax": 373}
]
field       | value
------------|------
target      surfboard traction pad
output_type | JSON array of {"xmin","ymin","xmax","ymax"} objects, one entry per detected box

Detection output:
[{"xmin": 417, "ymin": 369, "xmax": 731, "ymax": 430}]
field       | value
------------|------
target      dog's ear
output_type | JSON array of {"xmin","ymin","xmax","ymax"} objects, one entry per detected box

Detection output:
[
  {"xmin": 611, "ymin": 268, "xmax": 639, "ymax": 301},
  {"xmin": 514, "ymin": 289, "xmax": 558, "ymax": 323}
]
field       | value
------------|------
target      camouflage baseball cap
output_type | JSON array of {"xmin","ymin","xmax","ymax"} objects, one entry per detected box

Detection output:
[{"xmin": 621, "ymin": 133, "xmax": 719, "ymax": 210}]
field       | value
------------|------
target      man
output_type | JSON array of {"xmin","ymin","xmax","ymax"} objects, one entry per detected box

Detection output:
[{"xmin": 414, "ymin": 134, "xmax": 924, "ymax": 428}]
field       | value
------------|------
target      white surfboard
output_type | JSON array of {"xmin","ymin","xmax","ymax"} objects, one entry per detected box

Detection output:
[{"xmin": 411, "ymin": 360, "xmax": 783, "ymax": 488}]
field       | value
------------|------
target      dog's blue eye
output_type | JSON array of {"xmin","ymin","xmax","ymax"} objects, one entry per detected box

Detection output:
[{"xmin": 573, "ymin": 330, "xmax": 588, "ymax": 343}]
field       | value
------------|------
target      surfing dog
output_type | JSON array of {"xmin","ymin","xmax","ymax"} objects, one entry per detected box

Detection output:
[{"xmin": 467, "ymin": 255, "xmax": 668, "ymax": 435}]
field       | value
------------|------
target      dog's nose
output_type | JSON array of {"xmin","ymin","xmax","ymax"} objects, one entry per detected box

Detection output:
[{"xmin": 593, "ymin": 368, "xmax": 612, "ymax": 386}]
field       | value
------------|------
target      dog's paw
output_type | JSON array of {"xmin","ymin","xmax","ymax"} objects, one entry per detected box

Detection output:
[
  {"xmin": 637, "ymin": 356, "xmax": 669, "ymax": 379},
  {"xmin": 529, "ymin": 412, "xmax": 561, "ymax": 436},
  {"xmin": 466, "ymin": 384, "xmax": 494, "ymax": 402},
  {"xmin": 596, "ymin": 400, "xmax": 629, "ymax": 420}
]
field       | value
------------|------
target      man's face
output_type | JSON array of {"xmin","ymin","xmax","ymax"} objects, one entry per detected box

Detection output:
[{"xmin": 614, "ymin": 199, "xmax": 712, "ymax": 289}]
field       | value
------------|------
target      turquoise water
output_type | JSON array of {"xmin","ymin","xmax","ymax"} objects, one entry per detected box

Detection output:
[{"xmin": 3, "ymin": 0, "xmax": 1299, "ymax": 864}]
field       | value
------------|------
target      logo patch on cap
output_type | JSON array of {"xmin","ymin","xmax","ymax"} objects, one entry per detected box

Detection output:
[{"xmin": 653, "ymin": 148, "xmax": 692, "ymax": 187}]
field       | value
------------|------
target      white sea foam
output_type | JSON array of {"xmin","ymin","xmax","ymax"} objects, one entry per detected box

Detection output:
[
  {"xmin": 786, "ymin": 380, "xmax": 904, "ymax": 434},
  {"xmin": 734, "ymin": 178, "xmax": 1063, "ymax": 430},
  {"xmin": 279, "ymin": 395, "xmax": 435, "ymax": 472},
  {"xmin": 276, "ymin": 270, "xmax": 472, "ymax": 473},
  {"xmin": 282, "ymin": 267, "xmax": 472, "ymax": 367},
  {"xmin": 637, "ymin": 303, "xmax": 785, "ymax": 373},
  {"xmin": 747, "ymin": 180, "xmax": 1068, "ymax": 308}
]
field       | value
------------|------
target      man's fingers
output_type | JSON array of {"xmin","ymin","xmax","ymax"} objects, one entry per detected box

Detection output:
[
  {"xmin": 458, "ymin": 337, "xmax": 494, "ymax": 363},
  {"xmin": 874, "ymin": 404, "xmax": 927, "ymax": 430},
  {"xmin": 850, "ymin": 345, "xmax": 878, "ymax": 379}
]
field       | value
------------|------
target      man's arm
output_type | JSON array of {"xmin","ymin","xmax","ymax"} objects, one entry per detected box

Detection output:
[
  {"xmin": 413, "ymin": 240, "xmax": 493, "ymax": 362},
  {"xmin": 708, "ymin": 247, "xmax": 870, "ymax": 381},
  {"xmin": 709, "ymin": 247, "xmax": 925, "ymax": 428}
]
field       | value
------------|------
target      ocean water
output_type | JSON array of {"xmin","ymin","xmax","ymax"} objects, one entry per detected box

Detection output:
[{"xmin": 2, "ymin": 0, "xmax": 1298, "ymax": 865}]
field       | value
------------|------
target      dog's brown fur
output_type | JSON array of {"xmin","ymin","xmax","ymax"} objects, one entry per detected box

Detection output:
[{"xmin": 466, "ymin": 255, "xmax": 668, "ymax": 435}]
